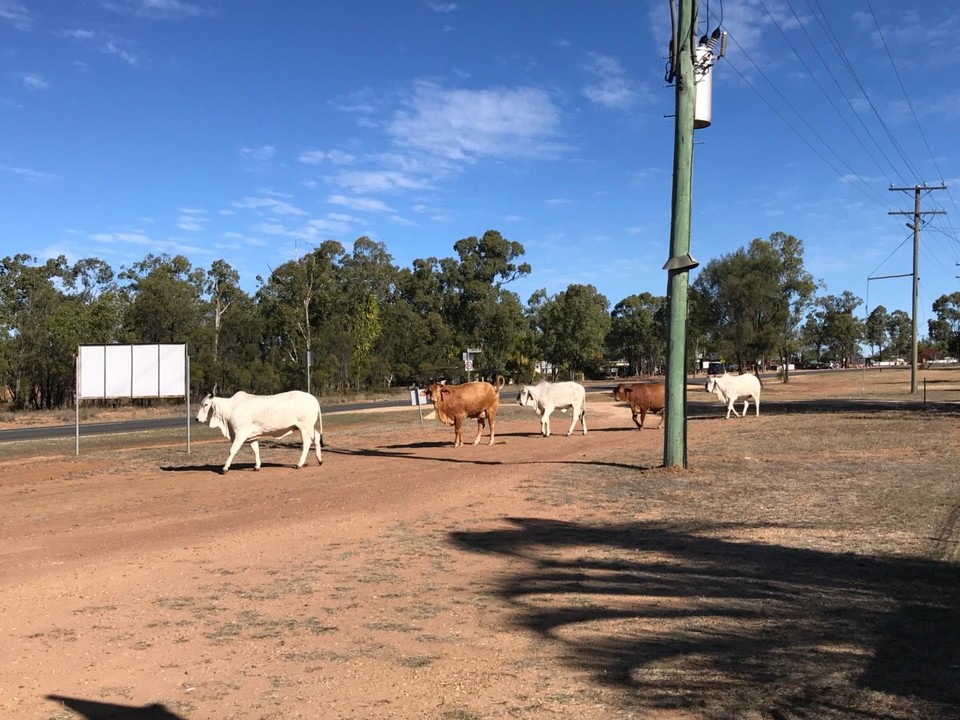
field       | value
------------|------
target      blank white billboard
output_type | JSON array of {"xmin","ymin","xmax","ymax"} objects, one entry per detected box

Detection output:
[{"xmin": 78, "ymin": 344, "xmax": 187, "ymax": 399}]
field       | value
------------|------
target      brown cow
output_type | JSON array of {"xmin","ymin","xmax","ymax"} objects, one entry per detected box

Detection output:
[
  {"xmin": 613, "ymin": 382, "xmax": 665, "ymax": 430},
  {"xmin": 427, "ymin": 375, "xmax": 506, "ymax": 447}
]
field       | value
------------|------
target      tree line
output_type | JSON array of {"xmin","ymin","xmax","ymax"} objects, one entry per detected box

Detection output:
[{"xmin": 2, "ymin": 229, "xmax": 958, "ymax": 410}]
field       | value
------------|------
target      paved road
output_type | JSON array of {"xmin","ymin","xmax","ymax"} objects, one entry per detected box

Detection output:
[{"xmin": 0, "ymin": 398, "xmax": 413, "ymax": 444}]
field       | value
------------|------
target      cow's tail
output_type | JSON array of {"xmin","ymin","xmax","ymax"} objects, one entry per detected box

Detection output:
[
  {"xmin": 316, "ymin": 406, "xmax": 325, "ymax": 448},
  {"xmin": 494, "ymin": 374, "xmax": 506, "ymax": 390},
  {"xmin": 755, "ymin": 370, "xmax": 765, "ymax": 389}
]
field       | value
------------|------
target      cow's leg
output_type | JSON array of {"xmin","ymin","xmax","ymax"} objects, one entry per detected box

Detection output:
[
  {"xmin": 223, "ymin": 435, "xmax": 248, "ymax": 473},
  {"xmin": 487, "ymin": 409, "xmax": 496, "ymax": 445},
  {"xmin": 471, "ymin": 416, "xmax": 486, "ymax": 445},
  {"xmin": 741, "ymin": 399, "xmax": 751, "ymax": 417},
  {"xmin": 250, "ymin": 441, "xmax": 262, "ymax": 470},
  {"xmin": 726, "ymin": 400, "xmax": 739, "ymax": 419},
  {"xmin": 454, "ymin": 417, "xmax": 464, "ymax": 447},
  {"xmin": 573, "ymin": 404, "xmax": 586, "ymax": 435},
  {"xmin": 313, "ymin": 429, "xmax": 323, "ymax": 465},
  {"xmin": 633, "ymin": 408, "xmax": 645, "ymax": 430},
  {"xmin": 564, "ymin": 405, "xmax": 580, "ymax": 436},
  {"xmin": 754, "ymin": 395, "xmax": 760, "ymax": 416},
  {"xmin": 543, "ymin": 405, "xmax": 553, "ymax": 437},
  {"xmin": 295, "ymin": 425, "xmax": 312, "ymax": 468},
  {"xmin": 656, "ymin": 410, "xmax": 664, "ymax": 429}
]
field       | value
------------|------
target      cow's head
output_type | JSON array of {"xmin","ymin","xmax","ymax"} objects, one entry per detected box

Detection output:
[
  {"xmin": 612, "ymin": 383, "xmax": 629, "ymax": 401},
  {"xmin": 195, "ymin": 393, "xmax": 215, "ymax": 423},
  {"xmin": 425, "ymin": 383, "xmax": 443, "ymax": 404},
  {"xmin": 517, "ymin": 386, "xmax": 531, "ymax": 406},
  {"xmin": 705, "ymin": 377, "xmax": 716, "ymax": 393}
]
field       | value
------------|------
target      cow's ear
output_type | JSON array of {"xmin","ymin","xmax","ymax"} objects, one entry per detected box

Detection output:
[
  {"xmin": 440, "ymin": 387, "xmax": 450, "ymax": 398},
  {"xmin": 624, "ymin": 386, "xmax": 633, "ymax": 395}
]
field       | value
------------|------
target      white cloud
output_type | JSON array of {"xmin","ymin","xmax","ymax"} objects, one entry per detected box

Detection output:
[
  {"xmin": 299, "ymin": 148, "xmax": 356, "ymax": 165},
  {"xmin": 103, "ymin": 0, "xmax": 213, "ymax": 20},
  {"xmin": 0, "ymin": 1, "xmax": 33, "ymax": 30},
  {"xmin": 0, "ymin": 163, "xmax": 59, "ymax": 182},
  {"xmin": 233, "ymin": 196, "xmax": 307, "ymax": 216},
  {"xmin": 580, "ymin": 53, "xmax": 638, "ymax": 110},
  {"xmin": 241, "ymin": 145, "xmax": 276, "ymax": 161},
  {"xmin": 326, "ymin": 194, "xmax": 393, "ymax": 213},
  {"xmin": 332, "ymin": 170, "xmax": 432, "ymax": 194},
  {"xmin": 16, "ymin": 72, "xmax": 49, "ymax": 90},
  {"xmin": 426, "ymin": 2, "xmax": 457, "ymax": 13},
  {"xmin": 388, "ymin": 81, "xmax": 566, "ymax": 161}
]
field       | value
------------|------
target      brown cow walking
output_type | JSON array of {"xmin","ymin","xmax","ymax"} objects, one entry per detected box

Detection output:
[
  {"xmin": 427, "ymin": 376, "xmax": 506, "ymax": 447},
  {"xmin": 613, "ymin": 382, "xmax": 665, "ymax": 430}
]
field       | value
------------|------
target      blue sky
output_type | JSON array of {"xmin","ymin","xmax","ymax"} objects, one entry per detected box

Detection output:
[{"xmin": 2, "ymin": 1, "xmax": 958, "ymax": 331}]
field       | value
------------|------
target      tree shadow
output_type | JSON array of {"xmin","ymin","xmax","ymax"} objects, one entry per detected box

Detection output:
[
  {"xmin": 45, "ymin": 696, "xmax": 185, "ymax": 719},
  {"xmin": 450, "ymin": 518, "xmax": 960, "ymax": 719},
  {"xmin": 324, "ymin": 445, "xmax": 650, "ymax": 471}
]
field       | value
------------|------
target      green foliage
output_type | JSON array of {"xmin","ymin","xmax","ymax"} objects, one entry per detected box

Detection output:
[
  {"xmin": 606, "ymin": 292, "xmax": 666, "ymax": 376},
  {"xmin": 533, "ymin": 284, "xmax": 610, "ymax": 378}
]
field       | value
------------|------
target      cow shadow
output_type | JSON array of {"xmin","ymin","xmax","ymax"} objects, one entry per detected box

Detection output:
[
  {"xmin": 449, "ymin": 518, "xmax": 960, "ymax": 718},
  {"xmin": 159, "ymin": 461, "xmax": 290, "ymax": 474},
  {"xmin": 45, "ymin": 696, "xmax": 185, "ymax": 719}
]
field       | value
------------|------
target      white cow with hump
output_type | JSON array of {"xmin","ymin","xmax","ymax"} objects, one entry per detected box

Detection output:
[
  {"xmin": 517, "ymin": 381, "xmax": 587, "ymax": 437},
  {"xmin": 705, "ymin": 372, "xmax": 762, "ymax": 419},
  {"xmin": 195, "ymin": 389, "xmax": 324, "ymax": 473}
]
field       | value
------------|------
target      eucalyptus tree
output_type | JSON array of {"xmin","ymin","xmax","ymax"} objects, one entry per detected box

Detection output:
[
  {"xmin": 864, "ymin": 305, "xmax": 890, "ymax": 362},
  {"xmin": 389, "ymin": 258, "xmax": 459, "ymax": 382},
  {"xmin": 930, "ymin": 292, "xmax": 960, "ymax": 358},
  {"xmin": 333, "ymin": 237, "xmax": 398, "ymax": 390},
  {"xmin": 444, "ymin": 230, "xmax": 531, "ymax": 379},
  {"xmin": 533, "ymin": 283, "xmax": 611, "ymax": 379},
  {"xmin": 606, "ymin": 292, "xmax": 666, "ymax": 376},
  {"xmin": 885, "ymin": 309, "xmax": 912, "ymax": 361},
  {"xmin": 691, "ymin": 231, "xmax": 817, "ymax": 377},
  {"xmin": 812, "ymin": 292, "xmax": 864, "ymax": 365},
  {"xmin": 119, "ymin": 253, "xmax": 205, "ymax": 345},
  {"xmin": 255, "ymin": 240, "xmax": 345, "ymax": 393}
]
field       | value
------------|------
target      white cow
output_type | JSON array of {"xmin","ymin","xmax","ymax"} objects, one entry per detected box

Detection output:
[
  {"xmin": 195, "ymin": 389, "xmax": 324, "ymax": 473},
  {"xmin": 705, "ymin": 372, "xmax": 762, "ymax": 419},
  {"xmin": 517, "ymin": 381, "xmax": 587, "ymax": 437}
]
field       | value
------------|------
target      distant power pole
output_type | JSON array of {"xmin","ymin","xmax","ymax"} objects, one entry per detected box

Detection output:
[{"xmin": 888, "ymin": 183, "xmax": 946, "ymax": 393}]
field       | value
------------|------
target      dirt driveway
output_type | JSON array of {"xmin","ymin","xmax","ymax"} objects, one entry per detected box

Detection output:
[{"xmin": 2, "ymin": 370, "xmax": 959, "ymax": 720}]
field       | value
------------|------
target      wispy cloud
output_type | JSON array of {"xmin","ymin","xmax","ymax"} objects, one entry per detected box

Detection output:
[
  {"xmin": 233, "ymin": 196, "xmax": 308, "ymax": 216},
  {"xmin": 60, "ymin": 28, "xmax": 141, "ymax": 66},
  {"xmin": 241, "ymin": 145, "xmax": 276, "ymax": 161},
  {"xmin": 299, "ymin": 149, "xmax": 355, "ymax": 165},
  {"xmin": 176, "ymin": 207, "xmax": 207, "ymax": 231},
  {"xmin": 425, "ymin": 2, "xmax": 457, "ymax": 13},
  {"xmin": 331, "ymin": 170, "xmax": 433, "ymax": 195},
  {"xmin": 15, "ymin": 71, "xmax": 49, "ymax": 90},
  {"xmin": 388, "ymin": 81, "xmax": 565, "ymax": 162},
  {"xmin": 0, "ymin": 0, "xmax": 33, "ymax": 30},
  {"xmin": 326, "ymin": 194, "xmax": 394, "ymax": 213},
  {"xmin": 0, "ymin": 163, "xmax": 60, "ymax": 183},
  {"xmin": 580, "ymin": 52, "xmax": 640, "ymax": 110},
  {"xmin": 103, "ymin": 0, "xmax": 215, "ymax": 20}
]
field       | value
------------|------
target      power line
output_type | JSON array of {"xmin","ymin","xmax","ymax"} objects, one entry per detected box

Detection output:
[{"xmin": 805, "ymin": 0, "xmax": 923, "ymax": 182}]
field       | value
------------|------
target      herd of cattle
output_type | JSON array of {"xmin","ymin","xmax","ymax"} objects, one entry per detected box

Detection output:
[{"xmin": 195, "ymin": 372, "xmax": 763, "ymax": 472}]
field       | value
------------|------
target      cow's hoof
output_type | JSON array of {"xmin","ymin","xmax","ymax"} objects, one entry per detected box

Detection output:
[
  {"xmin": 220, "ymin": 468, "xmax": 229, "ymax": 475},
  {"xmin": 254, "ymin": 466, "xmax": 261, "ymax": 471}
]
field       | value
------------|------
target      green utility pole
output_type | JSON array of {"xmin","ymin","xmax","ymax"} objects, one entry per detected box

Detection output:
[{"xmin": 663, "ymin": 0, "xmax": 698, "ymax": 468}]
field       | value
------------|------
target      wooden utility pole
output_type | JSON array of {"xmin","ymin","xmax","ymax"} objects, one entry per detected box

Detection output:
[
  {"xmin": 663, "ymin": 0, "xmax": 698, "ymax": 468},
  {"xmin": 888, "ymin": 184, "xmax": 946, "ymax": 393}
]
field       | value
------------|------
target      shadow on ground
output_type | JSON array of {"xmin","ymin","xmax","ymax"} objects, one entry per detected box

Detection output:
[
  {"xmin": 451, "ymin": 518, "xmax": 960, "ymax": 720},
  {"xmin": 45, "ymin": 696, "xmax": 185, "ymax": 720}
]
